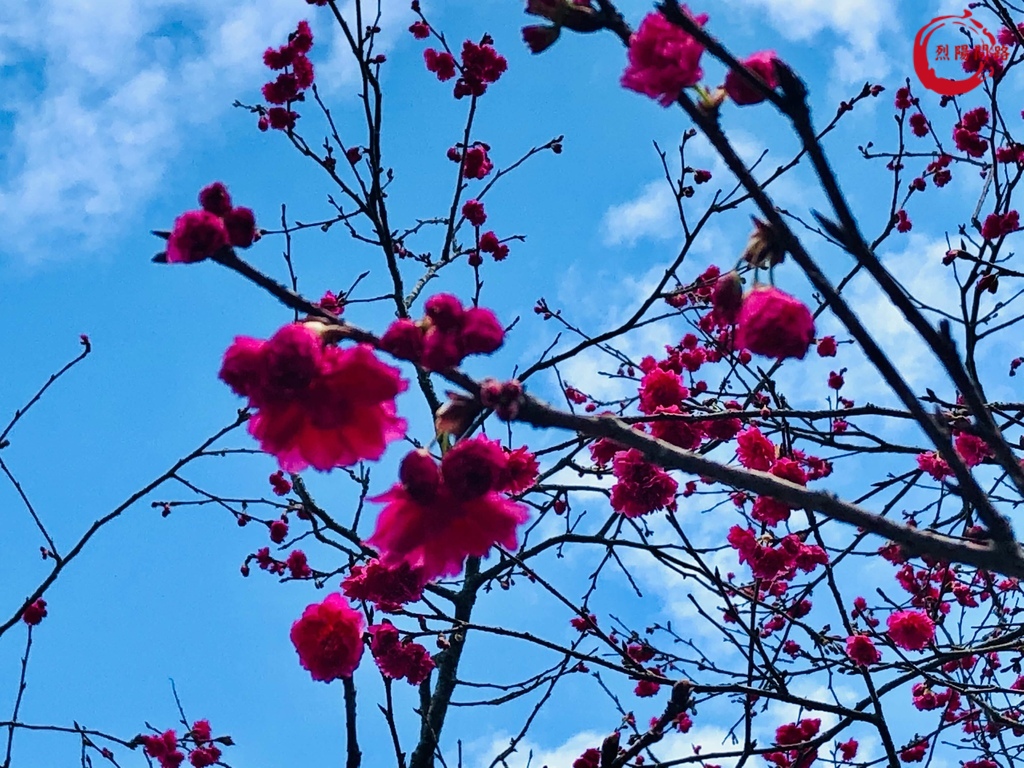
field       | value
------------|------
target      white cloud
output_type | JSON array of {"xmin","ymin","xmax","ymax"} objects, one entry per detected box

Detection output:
[
  {"xmin": 601, "ymin": 180, "xmax": 678, "ymax": 247},
  {"xmin": 831, "ymin": 234, "xmax": 955, "ymax": 400},
  {"xmin": 722, "ymin": 0, "xmax": 893, "ymax": 84},
  {"xmin": 0, "ymin": 0, "xmax": 409, "ymax": 265}
]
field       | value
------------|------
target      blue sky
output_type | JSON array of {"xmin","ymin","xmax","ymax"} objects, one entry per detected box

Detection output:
[{"xmin": 1, "ymin": 0, "xmax": 1019, "ymax": 766}]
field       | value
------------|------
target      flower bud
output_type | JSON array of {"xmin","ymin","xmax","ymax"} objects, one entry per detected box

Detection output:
[
  {"xmin": 400, "ymin": 450, "xmax": 441, "ymax": 503},
  {"xmin": 711, "ymin": 271, "xmax": 743, "ymax": 325}
]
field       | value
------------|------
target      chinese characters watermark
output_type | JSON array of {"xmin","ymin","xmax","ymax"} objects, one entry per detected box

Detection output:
[{"xmin": 914, "ymin": 10, "xmax": 1007, "ymax": 96}]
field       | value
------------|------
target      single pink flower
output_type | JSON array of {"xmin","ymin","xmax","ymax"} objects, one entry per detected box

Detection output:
[
  {"xmin": 367, "ymin": 442, "xmax": 530, "ymax": 580},
  {"xmin": 462, "ymin": 199, "xmax": 487, "ymax": 226},
  {"xmin": 290, "ymin": 593, "xmax": 365, "ymax": 682},
  {"xmin": 634, "ymin": 678, "xmax": 661, "ymax": 697},
  {"xmin": 736, "ymin": 426, "xmax": 775, "ymax": 471},
  {"xmin": 342, "ymin": 559, "xmax": 426, "ymax": 612},
  {"xmin": 21, "ymin": 599, "xmax": 47, "ymax": 626},
  {"xmin": 724, "ymin": 50, "xmax": 778, "ymax": 105},
  {"xmin": 621, "ymin": 9, "xmax": 708, "ymax": 107},
  {"xmin": 845, "ymin": 634, "xmax": 881, "ymax": 666},
  {"xmin": 838, "ymin": 739, "xmax": 858, "ymax": 761},
  {"xmin": 638, "ymin": 367, "xmax": 688, "ymax": 414},
  {"xmin": 887, "ymin": 609, "xmax": 934, "ymax": 651},
  {"xmin": 224, "ymin": 207, "xmax": 258, "ymax": 248},
  {"xmin": 166, "ymin": 210, "xmax": 229, "ymax": 263},
  {"xmin": 899, "ymin": 739, "xmax": 928, "ymax": 763},
  {"xmin": 219, "ymin": 324, "xmax": 408, "ymax": 472},
  {"xmin": 816, "ymin": 336, "xmax": 837, "ymax": 357},
  {"xmin": 500, "ymin": 446, "xmax": 539, "ymax": 494},
  {"xmin": 916, "ymin": 451, "xmax": 952, "ymax": 480},
  {"xmin": 955, "ymin": 432, "xmax": 992, "ymax": 468},
  {"xmin": 735, "ymin": 286, "xmax": 815, "ymax": 361}
]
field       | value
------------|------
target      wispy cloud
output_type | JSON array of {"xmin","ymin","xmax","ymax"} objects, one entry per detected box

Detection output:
[
  {"xmin": 722, "ymin": 0, "xmax": 895, "ymax": 84},
  {"xmin": 0, "ymin": 0, "xmax": 408, "ymax": 266},
  {"xmin": 601, "ymin": 180, "xmax": 678, "ymax": 247}
]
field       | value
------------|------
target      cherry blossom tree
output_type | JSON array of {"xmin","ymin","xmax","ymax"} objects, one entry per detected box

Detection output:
[{"xmin": 6, "ymin": 1, "xmax": 1024, "ymax": 767}]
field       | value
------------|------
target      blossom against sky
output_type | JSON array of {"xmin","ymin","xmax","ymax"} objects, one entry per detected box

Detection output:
[{"xmin": 0, "ymin": 1, "xmax": 1014, "ymax": 765}]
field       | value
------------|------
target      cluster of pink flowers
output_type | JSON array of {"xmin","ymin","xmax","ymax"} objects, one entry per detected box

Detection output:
[
  {"xmin": 609, "ymin": 448, "xmax": 678, "ymax": 517},
  {"xmin": 666, "ymin": 263, "xmax": 725, "ymax": 310},
  {"xmin": 926, "ymin": 153, "xmax": 953, "ymax": 187},
  {"xmin": 422, "ymin": 35, "xmax": 507, "ymax": 99},
  {"xmin": 242, "ymin": 544, "xmax": 312, "ymax": 578},
  {"xmin": 453, "ymin": 37, "xmax": 508, "ymax": 98},
  {"xmin": 342, "ymin": 558, "xmax": 426, "ymax": 612},
  {"xmin": 186, "ymin": 721, "xmax": 221, "ymax": 768},
  {"xmin": 475, "ymin": 230, "xmax": 510, "ymax": 262},
  {"xmin": 734, "ymin": 427, "xmax": 816, "ymax": 525},
  {"xmin": 998, "ymin": 22, "xmax": 1024, "ymax": 44},
  {"xmin": 996, "ymin": 142, "xmax": 1024, "ymax": 164},
  {"xmin": 141, "ymin": 726, "xmax": 221, "ymax": 768},
  {"xmin": 894, "ymin": 86, "xmax": 915, "ymax": 110},
  {"xmin": 165, "ymin": 183, "xmax": 258, "ymax": 263},
  {"xmin": 366, "ymin": 439, "xmax": 531, "ymax": 580},
  {"xmin": 379, "ymin": 293, "xmax": 504, "ymax": 371},
  {"xmin": 908, "ymin": 111, "xmax": 929, "ymax": 137},
  {"xmin": 953, "ymin": 107, "xmax": 989, "ymax": 158},
  {"xmin": 895, "ymin": 209, "xmax": 912, "ymax": 233},
  {"xmin": 368, "ymin": 621, "xmax": 435, "ymax": 685},
  {"xmin": 962, "ymin": 45, "xmax": 1004, "ymax": 78},
  {"xmin": 912, "ymin": 682, "xmax": 958, "ymax": 712},
  {"xmin": 727, "ymin": 525, "xmax": 828, "ymax": 582},
  {"xmin": 141, "ymin": 731, "xmax": 184, "ymax": 768},
  {"xmin": 258, "ymin": 20, "xmax": 316, "ymax": 131},
  {"xmin": 290, "ymin": 593, "xmax": 365, "ymax": 682},
  {"xmin": 448, "ymin": 142, "xmax": 494, "ymax": 179},
  {"xmin": 570, "ymin": 612, "xmax": 598, "ymax": 633},
  {"xmin": 899, "ymin": 738, "xmax": 928, "ymax": 763},
  {"xmin": 219, "ymin": 323, "xmax": 407, "ymax": 472},
  {"xmin": 573, "ymin": 747, "xmax": 602, "ymax": 768},
  {"xmin": 766, "ymin": 718, "xmax": 821, "ymax": 768},
  {"xmin": 980, "ymin": 209, "xmax": 1019, "ymax": 241},
  {"xmin": 621, "ymin": 10, "xmax": 780, "ymax": 108},
  {"xmin": 916, "ymin": 427, "xmax": 994, "ymax": 480},
  {"xmin": 269, "ymin": 470, "xmax": 292, "ymax": 496}
]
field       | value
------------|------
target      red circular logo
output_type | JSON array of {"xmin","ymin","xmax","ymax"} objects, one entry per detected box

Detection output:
[{"xmin": 913, "ymin": 10, "xmax": 997, "ymax": 96}]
